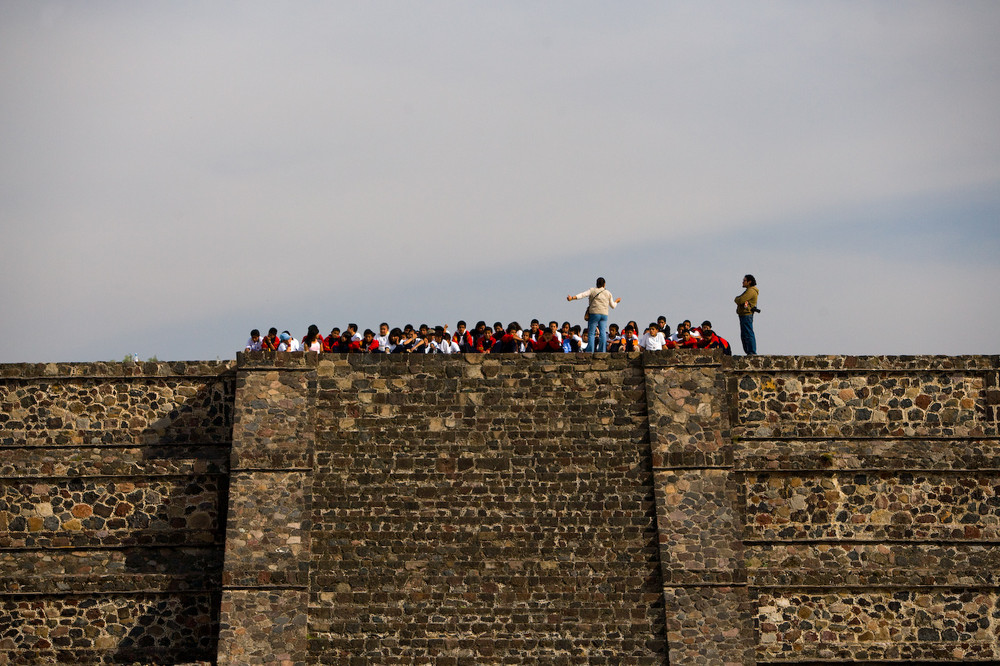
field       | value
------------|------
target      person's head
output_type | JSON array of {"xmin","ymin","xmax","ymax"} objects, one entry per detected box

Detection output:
[
  {"xmin": 743, "ymin": 274, "xmax": 756, "ymax": 287},
  {"xmin": 657, "ymin": 316, "xmax": 666, "ymax": 329},
  {"xmin": 279, "ymin": 332, "xmax": 290, "ymax": 343},
  {"xmin": 683, "ymin": 320, "xmax": 691, "ymax": 330},
  {"xmin": 596, "ymin": 277, "xmax": 606, "ymax": 288},
  {"xmin": 268, "ymin": 327, "xmax": 278, "ymax": 337},
  {"xmin": 403, "ymin": 323, "xmax": 414, "ymax": 334},
  {"xmin": 493, "ymin": 321, "xmax": 504, "ymax": 334},
  {"xmin": 507, "ymin": 322, "xmax": 519, "ymax": 334},
  {"xmin": 677, "ymin": 322, "xmax": 687, "ymax": 334},
  {"xmin": 530, "ymin": 319, "xmax": 540, "ymax": 333},
  {"xmin": 389, "ymin": 328, "xmax": 402, "ymax": 343},
  {"xmin": 648, "ymin": 323, "xmax": 659, "ymax": 334},
  {"xmin": 662, "ymin": 324, "xmax": 671, "ymax": 337},
  {"xmin": 307, "ymin": 324, "xmax": 320, "ymax": 337},
  {"xmin": 456, "ymin": 320, "xmax": 467, "ymax": 333},
  {"xmin": 250, "ymin": 329, "xmax": 260, "ymax": 341},
  {"xmin": 609, "ymin": 323, "xmax": 619, "ymax": 335},
  {"xmin": 561, "ymin": 321, "xmax": 571, "ymax": 334},
  {"xmin": 347, "ymin": 323, "xmax": 358, "ymax": 335},
  {"xmin": 475, "ymin": 321, "xmax": 487, "ymax": 334},
  {"xmin": 679, "ymin": 328, "xmax": 691, "ymax": 340},
  {"xmin": 329, "ymin": 327, "xmax": 341, "ymax": 339},
  {"xmin": 701, "ymin": 321, "xmax": 713, "ymax": 334},
  {"xmin": 379, "ymin": 322, "xmax": 389, "ymax": 336},
  {"xmin": 442, "ymin": 332, "xmax": 451, "ymax": 342},
  {"xmin": 549, "ymin": 321, "xmax": 559, "ymax": 333},
  {"xmin": 571, "ymin": 324, "xmax": 581, "ymax": 335},
  {"xmin": 627, "ymin": 320, "xmax": 638, "ymax": 332}
]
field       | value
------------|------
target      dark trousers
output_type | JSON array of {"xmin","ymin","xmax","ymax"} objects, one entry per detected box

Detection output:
[{"xmin": 739, "ymin": 314, "xmax": 756, "ymax": 355}]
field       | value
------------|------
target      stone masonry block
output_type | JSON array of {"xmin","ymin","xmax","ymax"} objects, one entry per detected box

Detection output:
[
  {"xmin": 655, "ymin": 469, "xmax": 745, "ymax": 585},
  {"xmin": 231, "ymin": 368, "xmax": 315, "ymax": 470},
  {"xmin": 664, "ymin": 585, "xmax": 754, "ymax": 665},
  {"xmin": 222, "ymin": 471, "xmax": 310, "ymax": 587},
  {"xmin": 218, "ymin": 588, "xmax": 309, "ymax": 666},
  {"xmin": 754, "ymin": 588, "xmax": 1000, "ymax": 662},
  {"xmin": 735, "ymin": 368, "xmax": 995, "ymax": 438},
  {"xmin": 646, "ymin": 364, "xmax": 731, "ymax": 468},
  {"xmin": 745, "ymin": 471, "xmax": 1000, "ymax": 542}
]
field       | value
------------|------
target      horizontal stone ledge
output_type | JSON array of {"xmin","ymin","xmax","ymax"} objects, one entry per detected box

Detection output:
[
  {"xmin": 220, "ymin": 584, "xmax": 309, "ymax": 591},
  {"xmin": 652, "ymin": 463, "xmax": 736, "ymax": 470},
  {"xmin": 0, "ymin": 360, "xmax": 235, "ymax": 379},
  {"xmin": 227, "ymin": 466, "xmax": 313, "ymax": 474},
  {"xmin": 0, "ymin": 532, "xmax": 223, "ymax": 550},
  {"xmin": 731, "ymin": 354, "xmax": 999, "ymax": 371},
  {"xmin": 733, "ymin": 435, "xmax": 1000, "ymax": 441},
  {"xmin": 744, "ymin": 538, "xmax": 1000, "ymax": 546},
  {"xmin": 0, "ymin": 471, "xmax": 230, "ymax": 481},
  {"xmin": 1, "ymin": 430, "xmax": 234, "ymax": 448},
  {"xmin": 0, "ymin": 648, "xmax": 216, "ymax": 666},
  {"xmin": 749, "ymin": 582, "xmax": 1000, "ymax": 590},
  {"xmin": 0, "ymin": 579, "xmax": 223, "ymax": 595}
]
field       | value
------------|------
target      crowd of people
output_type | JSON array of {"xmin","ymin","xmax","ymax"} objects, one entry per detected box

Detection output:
[{"xmin": 243, "ymin": 317, "xmax": 732, "ymax": 355}]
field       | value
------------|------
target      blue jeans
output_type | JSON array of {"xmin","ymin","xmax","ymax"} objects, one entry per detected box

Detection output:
[
  {"xmin": 586, "ymin": 313, "xmax": 608, "ymax": 352},
  {"xmin": 739, "ymin": 314, "xmax": 756, "ymax": 355}
]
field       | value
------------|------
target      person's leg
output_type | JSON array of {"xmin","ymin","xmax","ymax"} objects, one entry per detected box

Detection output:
[
  {"xmin": 596, "ymin": 315, "xmax": 609, "ymax": 353},
  {"xmin": 739, "ymin": 315, "xmax": 756, "ymax": 355},
  {"xmin": 586, "ymin": 315, "xmax": 599, "ymax": 352}
]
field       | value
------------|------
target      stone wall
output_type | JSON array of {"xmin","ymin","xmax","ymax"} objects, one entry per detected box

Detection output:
[
  {"xmin": 306, "ymin": 354, "xmax": 664, "ymax": 664},
  {"xmin": 2, "ymin": 353, "xmax": 999, "ymax": 664},
  {"xmin": 0, "ymin": 361, "xmax": 235, "ymax": 665},
  {"xmin": 733, "ymin": 355, "xmax": 1000, "ymax": 663}
]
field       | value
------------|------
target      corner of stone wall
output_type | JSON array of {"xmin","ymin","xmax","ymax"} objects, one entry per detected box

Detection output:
[
  {"xmin": 217, "ymin": 352, "xmax": 317, "ymax": 666},
  {"xmin": 644, "ymin": 350, "xmax": 754, "ymax": 665}
]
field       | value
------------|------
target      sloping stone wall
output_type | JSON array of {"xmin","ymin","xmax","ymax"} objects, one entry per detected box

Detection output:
[
  {"xmin": 3, "ymin": 354, "xmax": 999, "ymax": 664},
  {"xmin": 306, "ymin": 354, "xmax": 664, "ymax": 664},
  {"xmin": 734, "ymin": 355, "xmax": 1000, "ymax": 663},
  {"xmin": 0, "ymin": 361, "xmax": 235, "ymax": 665}
]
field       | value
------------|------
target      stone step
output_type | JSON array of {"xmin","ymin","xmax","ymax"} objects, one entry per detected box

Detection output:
[
  {"xmin": 0, "ymin": 547, "xmax": 222, "ymax": 594},
  {"xmin": 0, "ymin": 445, "xmax": 230, "ymax": 479}
]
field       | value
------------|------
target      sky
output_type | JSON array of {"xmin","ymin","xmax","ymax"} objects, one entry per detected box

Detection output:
[{"xmin": 2, "ymin": 1, "xmax": 999, "ymax": 362}]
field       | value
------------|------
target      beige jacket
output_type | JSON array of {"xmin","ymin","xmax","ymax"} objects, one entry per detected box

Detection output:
[{"xmin": 575, "ymin": 287, "xmax": 618, "ymax": 316}]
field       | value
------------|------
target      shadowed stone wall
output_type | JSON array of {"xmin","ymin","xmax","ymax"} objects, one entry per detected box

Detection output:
[{"xmin": 0, "ymin": 361, "xmax": 235, "ymax": 665}]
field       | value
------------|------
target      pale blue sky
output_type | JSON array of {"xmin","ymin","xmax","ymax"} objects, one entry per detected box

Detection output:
[{"xmin": 1, "ymin": 2, "xmax": 998, "ymax": 362}]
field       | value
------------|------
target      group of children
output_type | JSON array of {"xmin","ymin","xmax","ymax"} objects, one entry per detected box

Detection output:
[{"xmin": 244, "ymin": 317, "xmax": 732, "ymax": 355}]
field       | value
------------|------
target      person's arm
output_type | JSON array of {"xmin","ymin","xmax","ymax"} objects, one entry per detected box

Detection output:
[
  {"xmin": 567, "ymin": 290, "xmax": 591, "ymax": 301},
  {"xmin": 608, "ymin": 292, "xmax": 621, "ymax": 309},
  {"xmin": 735, "ymin": 288, "xmax": 752, "ymax": 305}
]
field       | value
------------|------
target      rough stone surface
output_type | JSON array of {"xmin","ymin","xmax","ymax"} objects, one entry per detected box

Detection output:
[
  {"xmin": 307, "ymin": 354, "xmax": 665, "ymax": 663},
  {"xmin": 755, "ymin": 588, "xmax": 1000, "ymax": 662},
  {"xmin": 734, "ymin": 360, "xmax": 998, "ymax": 438},
  {"xmin": 664, "ymin": 586, "xmax": 755, "ymax": 665},
  {"xmin": 217, "ymin": 589, "xmax": 309, "ymax": 666},
  {"xmin": 1, "ymin": 353, "xmax": 999, "ymax": 664},
  {"xmin": 0, "ymin": 362, "xmax": 232, "ymax": 664}
]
